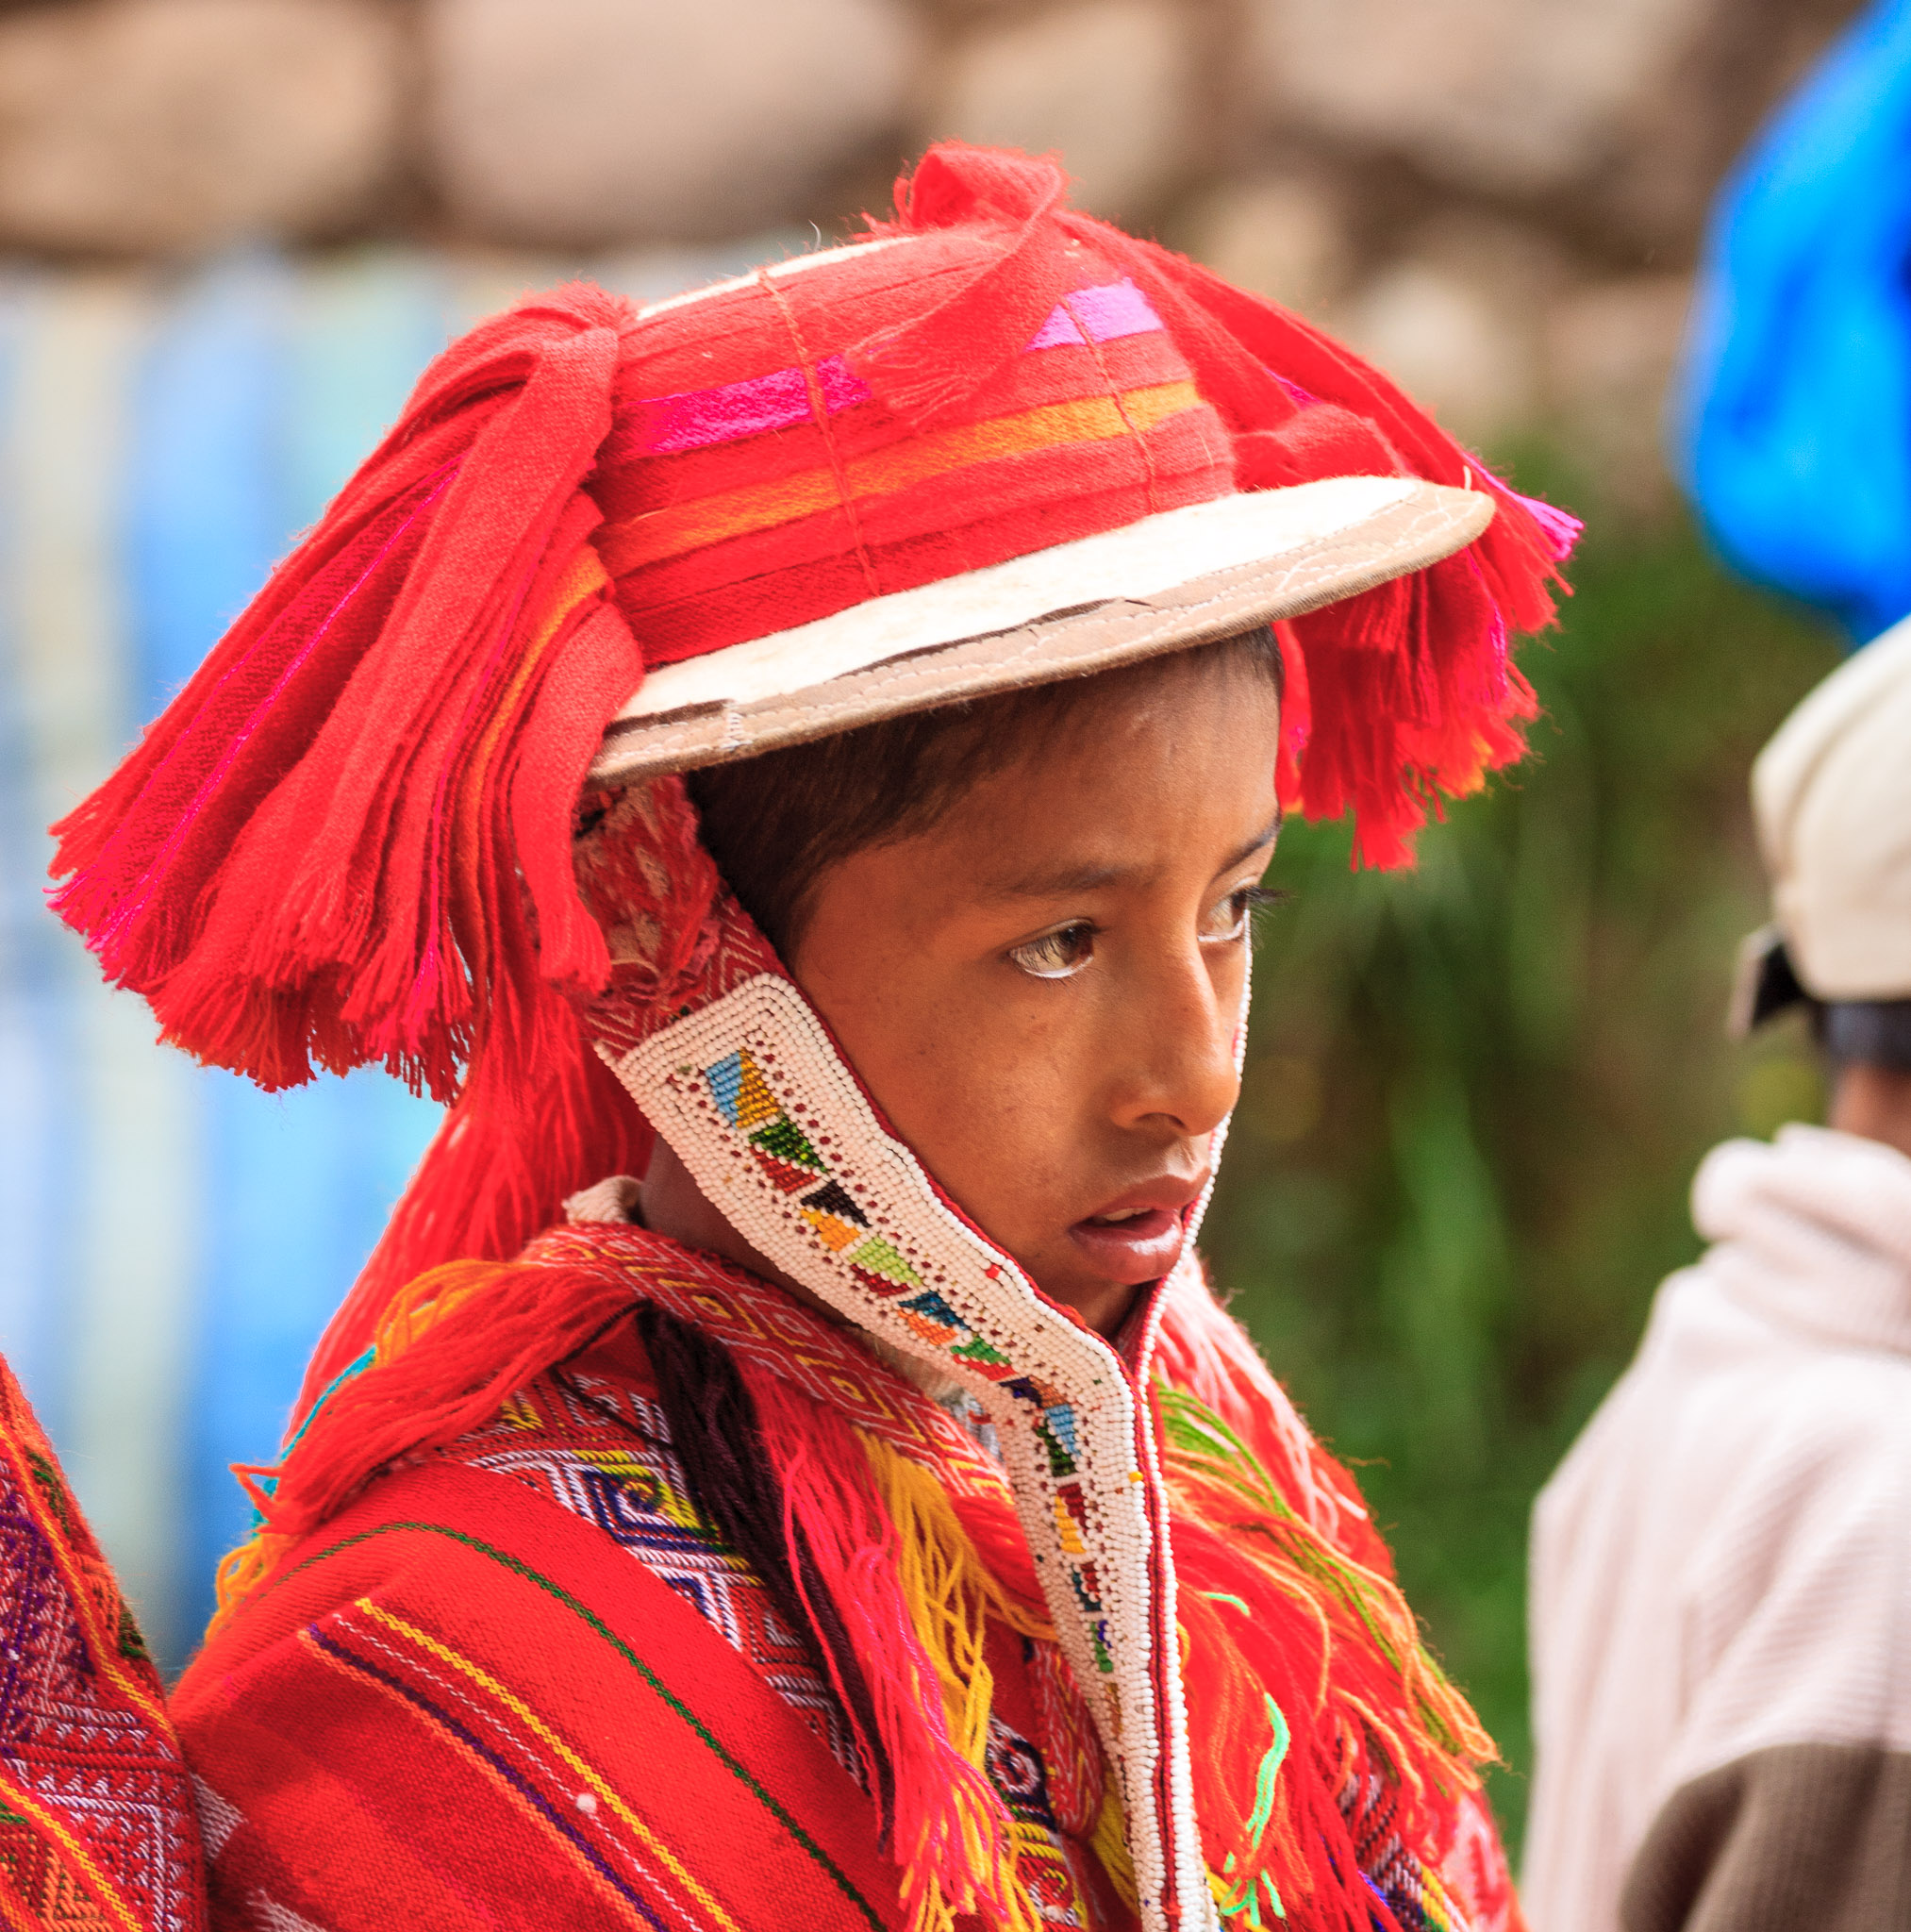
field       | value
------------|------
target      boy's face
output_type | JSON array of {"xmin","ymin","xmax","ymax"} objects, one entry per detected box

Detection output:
[{"xmin": 789, "ymin": 653, "xmax": 1280, "ymax": 1337}]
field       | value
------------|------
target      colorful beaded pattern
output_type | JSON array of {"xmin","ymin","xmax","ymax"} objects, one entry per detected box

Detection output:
[{"xmin": 599, "ymin": 971, "xmax": 1210, "ymax": 1932}]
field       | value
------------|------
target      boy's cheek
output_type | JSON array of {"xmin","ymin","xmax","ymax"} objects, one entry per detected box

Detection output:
[
  {"xmin": 804, "ymin": 943, "xmax": 1104, "ymax": 1238},
  {"xmin": 896, "ymin": 1049, "xmax": 1088, "ymax": 1250}
]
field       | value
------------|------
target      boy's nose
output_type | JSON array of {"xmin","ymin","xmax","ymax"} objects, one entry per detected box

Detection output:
[{"xmin": 1110, "ymin": 949, "xmax": 1241, "ymax": 1141}]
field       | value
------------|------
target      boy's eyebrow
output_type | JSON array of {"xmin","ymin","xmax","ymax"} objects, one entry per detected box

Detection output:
[
  {"xmin": 986, "ymin": 815, "xmax": 1281, "ymax": 900},
  {"xmin": 1221, "ymin": 814, "xmax": 1283, "ymax": 875}
]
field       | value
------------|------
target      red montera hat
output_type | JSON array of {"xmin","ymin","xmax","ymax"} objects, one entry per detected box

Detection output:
[{"xmin": 48, "ymin": 144, "xmax": 1575, "ymax": 1304}]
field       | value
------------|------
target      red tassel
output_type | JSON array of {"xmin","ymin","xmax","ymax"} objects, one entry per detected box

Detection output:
[
  {"xmin": 215, "ymin": 1255, "xmax": 638, "ymax": 1627},
  {"xmin": 1174, "ymin": 1521, "xmax": 1393, "ymax": 1932},
  {"xmin": 739, "ymin": 1366, "xmax": 1021, "ymax": 1929},
  {"xmin": 50, "ymin": 285, "xmax": 640, "ymax": 1097},
  {"xmin": 298, "ymin": 775, "xmax": 725, "ymax": 1420},
  {"xmin": 865, "ymin": 146, "xmax": 1578, "ymax": 870},
  {"xmin": 296, "ymin": 1041, "xmax": 651, "ymax": 1418},
  {"xmin": 850, "ymin": 143, "xmax": 1079, "ymax": 428},
  {"xmin": 1155, "ymin": 1266, "xmax": 1389, "ymax": 1570},
  {"xmin": 50, "ymin": 286, "xmax": 659, "ymax": 1420}
]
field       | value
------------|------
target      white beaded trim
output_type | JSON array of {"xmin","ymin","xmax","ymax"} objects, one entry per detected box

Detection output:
[{"xmin": 604, "ymin": 971, "xmax": 1217, "ymax": 1931}]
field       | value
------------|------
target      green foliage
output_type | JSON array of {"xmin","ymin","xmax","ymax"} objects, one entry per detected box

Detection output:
[{"xmin": 1205, "ymin": 492, "xmax": 1843, "ymax": 1855}]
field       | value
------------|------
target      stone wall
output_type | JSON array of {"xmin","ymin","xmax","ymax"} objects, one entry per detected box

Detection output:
[{"xmin": 0, "ymin": 0, "xmax": 1866, "ymax": 489}]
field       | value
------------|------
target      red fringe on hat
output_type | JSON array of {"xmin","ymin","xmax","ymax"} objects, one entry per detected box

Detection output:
[
  {"xmin": 48, "ymin": 285, "xmax": 656, "ymax": 1354},
  {"xmin": 860, "ymin": 142, "xmax": 1577, "ymax": 866}
]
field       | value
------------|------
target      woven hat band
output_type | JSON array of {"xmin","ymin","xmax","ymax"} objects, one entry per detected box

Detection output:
[{"xmin": 592, "ymin": 229, "xmax": 1235, "ymax": 669}]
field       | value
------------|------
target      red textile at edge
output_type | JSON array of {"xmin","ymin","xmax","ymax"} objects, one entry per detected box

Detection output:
[{"xmin": 174, "ymin": 1458, "xmax": 906, "ymax": 1932}]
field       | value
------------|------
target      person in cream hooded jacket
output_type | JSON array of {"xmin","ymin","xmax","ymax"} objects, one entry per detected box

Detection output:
[{"xmin": 1522, "ymin": 616, "xmax": 1911, "ymax": 1932}]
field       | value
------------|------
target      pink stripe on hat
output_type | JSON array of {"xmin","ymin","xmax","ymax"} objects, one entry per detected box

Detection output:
[
  {"xmin": 638, "ymin": 280, "xmax": 1166, "ymax": 459},
  {"xmin": 638, "ymin": 353, "xmax": 872, "ymax": 456},
  {"xmin": 1026, "ymin": 277, "xmax": 1166, "ymax": 350}
]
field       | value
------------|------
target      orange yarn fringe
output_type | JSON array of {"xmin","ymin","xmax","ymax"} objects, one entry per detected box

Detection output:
[{"xmin": 1156, "ymin": 1386, "xmax": 1493, "ymax": 1929}]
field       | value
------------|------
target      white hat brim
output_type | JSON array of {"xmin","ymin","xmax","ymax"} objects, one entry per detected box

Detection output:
[{"xmin": 590, "ymin": 475, "xmax": 1494, "ymax": 783}]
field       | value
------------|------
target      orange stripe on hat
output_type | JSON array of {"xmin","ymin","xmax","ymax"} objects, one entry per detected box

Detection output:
[{"xmin": 598, "ymin": 381, "xmax": 1202, "ymax": 576}]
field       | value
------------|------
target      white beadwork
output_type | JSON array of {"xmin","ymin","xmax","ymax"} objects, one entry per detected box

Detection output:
[{"xmin": 605, "ymin": 971, "xmax": 1218, "ymax": 1932}]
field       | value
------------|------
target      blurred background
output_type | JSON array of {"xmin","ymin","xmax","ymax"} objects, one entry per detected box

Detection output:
[{"xmin": 0, "ymin": 0, "xmax": 1869, "ymax": 1852}]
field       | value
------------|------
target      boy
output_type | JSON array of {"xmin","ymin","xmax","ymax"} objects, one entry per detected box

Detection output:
[{"xmin": 45, "ymin": 145, "xmax": 1572, "ymax": 1932}]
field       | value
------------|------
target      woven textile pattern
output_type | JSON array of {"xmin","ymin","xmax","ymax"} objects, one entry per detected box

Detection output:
[
  {"xmin": 297, "ymin": 1600, "xmax": 734, "ymax": 1931},
  {"xmin": 594, "ymin": 258, "xmax": 1230, "ymax": 665},
  {"xmin": 442, "ymin": 1359, "xmax": 867, "ymax": 1779},
  {"xmin": 430, "ymin": 1330, "xmax": 1105, "ymax": 1927},
  {"xmin": 0, "ymin": 1357, "xmax": 205, "ymax": 1932},
  {"xmin": 1340, "ymin": 1774, "xmax": 1458, "ymax": 1932},
  {"xmin": 523, "ymin": 1231, "xmax": 1014, "ymax": 1495},
  {"xmin": 982, "ymin": 1701, "xmax": 1104, "ymax": 1928},
  {"xmin": 1341, "ymin": 1775, "xmax": 1515, "ymax": 1932},
  {"xmin": 596, "ymin": 974, "xmax": 1205, "ymax": 1930},
  {"xmin": 175, "ymin": 1459, "xmax": 914, "ymax": 1932},
  {"xmin": 626, "ymin": 275, "xmax": 1166, "ymax": 463}
]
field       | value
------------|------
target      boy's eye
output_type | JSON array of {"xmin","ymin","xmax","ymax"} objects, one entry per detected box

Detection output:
[
  {"xmin": 1008, "ymin": 923, "xmax": 1096, "ymax": 980},
  {"xmin": 1202, "ymin": 884, "xmax": 1277, "ymax": 945}
]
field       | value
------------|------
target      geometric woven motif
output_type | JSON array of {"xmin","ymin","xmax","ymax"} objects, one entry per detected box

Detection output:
[
  {"xmin": 0, "ymin": 1355, "xmax": 205, "ymax": 1932},
  {"xmin": 983, "ymin": 1706, "xmax": 1103, "ymax": 1929},
  {"xmin": 526, "ymin": 1228, "xmax": 1013, "ymax": 1500},
  {"xmin": 438, "ymin": 1361, "xmax": 869, "ymax": 1781},
  {"xmin": 1340, "ymin": 1767, "xmax": 1465, "ymax": 1932},
  {"xmin": 433, "ymin": 1328, "xmax": 1100, "ymax": 1929}
]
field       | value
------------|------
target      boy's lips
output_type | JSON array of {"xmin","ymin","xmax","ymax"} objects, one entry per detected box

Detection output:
[{"xmin": 1066, "ymin": 1178, "xmax": 1205, "ymax": 1285}]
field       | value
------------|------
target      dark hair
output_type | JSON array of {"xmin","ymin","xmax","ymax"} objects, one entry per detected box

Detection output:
[{"xmin": 688, "ymin": 625, "xmax": 1282, "ymax": 953}]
